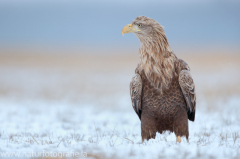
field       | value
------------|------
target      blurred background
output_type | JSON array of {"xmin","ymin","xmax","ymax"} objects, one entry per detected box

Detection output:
[{"xmin": 0, "ymin": 0, "xmax": 239, "ymax": 110}]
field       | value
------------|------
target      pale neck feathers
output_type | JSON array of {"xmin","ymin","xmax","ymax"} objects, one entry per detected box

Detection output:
[{"xmin": 137, "ymin": 26, "xmax": 177, "ymax": 93}]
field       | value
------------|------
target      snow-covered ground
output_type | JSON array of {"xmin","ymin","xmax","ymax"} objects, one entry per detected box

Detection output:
[
  {"xmin": 0, "ymin": 53, "xmax": 240, "ymax": 159},
  {"xmin": 0, "ymin": 96, "xmax": 240, "ymax": 159}
]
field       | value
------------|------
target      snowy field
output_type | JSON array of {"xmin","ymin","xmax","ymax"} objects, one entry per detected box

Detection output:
[{"xmin": 0, "ymin": 52, "xmax": 240, "ymax": 159}]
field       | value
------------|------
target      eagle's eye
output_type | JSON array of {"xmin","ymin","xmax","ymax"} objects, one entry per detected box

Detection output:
[{"xmin": 138, "ymin": 24, "xmax": 142, "ymax": 27}]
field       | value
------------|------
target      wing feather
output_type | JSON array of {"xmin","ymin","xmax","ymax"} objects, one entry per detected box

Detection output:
[
  {"xmin": 179, "ymin": 70, "xmax": 196, "ymax": 121},
  {"xmin": 130, "ymin": 74, "xmax": 142, "ymax": 120}
]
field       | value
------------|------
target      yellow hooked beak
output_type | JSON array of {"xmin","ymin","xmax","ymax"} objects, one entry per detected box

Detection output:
[{"xmin": 122, "ymin": 24, "xmax": 141, "ymax": 36}]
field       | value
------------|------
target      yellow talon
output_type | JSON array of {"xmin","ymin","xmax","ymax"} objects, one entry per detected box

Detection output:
[{"xmin": 176, "ymin": 136, "xmax": 181, "ymax": 143}]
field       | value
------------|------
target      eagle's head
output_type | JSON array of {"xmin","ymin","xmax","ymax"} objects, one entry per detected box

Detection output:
[
  {"xmin": 122, "ymin": 16, "xmax": 170, "ymax": 51},
  {"xmin": 122, "ymin": 16, "xmax": 157, "ymax": 35}
]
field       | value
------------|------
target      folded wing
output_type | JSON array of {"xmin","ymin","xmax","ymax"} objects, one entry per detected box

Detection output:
[
  {"xmin": 179, "ymin": 70, "xmax": 196, "ymax": 121},
  {"xmin": 130, "ymin": 74, "xmax": 142, "ymax": 120}
]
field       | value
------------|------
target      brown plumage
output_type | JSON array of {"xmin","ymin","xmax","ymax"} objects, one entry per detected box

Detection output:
[{"xmin": 123, "ymin": 16, "xmax": 196, "ymax": 142}]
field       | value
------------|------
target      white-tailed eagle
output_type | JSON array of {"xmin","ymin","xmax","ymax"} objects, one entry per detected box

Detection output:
[{"xmin": 122, "ymin": 16, "xmax": 196, "ymax": 143}]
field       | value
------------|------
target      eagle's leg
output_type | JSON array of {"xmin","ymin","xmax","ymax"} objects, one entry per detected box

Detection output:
[
  {"xmin": 176, "ymin": 136, "xmax": 181, "ymax": 143},
  {"xmin": 141, "ymin": 115, "xmax": 157, "ymax": 142},
  {"xmin": 173, "ymin": 106, "xmax": 189, "ymax": 142}
]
